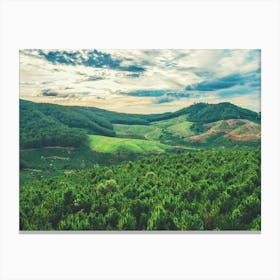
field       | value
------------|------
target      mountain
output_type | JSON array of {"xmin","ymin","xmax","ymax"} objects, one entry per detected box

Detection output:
[
  {"xmin": 20, "ymin": 100, "xmax": 261, "ymax": 150},
  {"xmin": 174, "ymin": 102, "xmax": 260, "ymax": 123}
]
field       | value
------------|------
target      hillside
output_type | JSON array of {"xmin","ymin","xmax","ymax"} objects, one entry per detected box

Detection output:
[
  {"xmin": 20, "ymin": 100, "xmax": 261, "ymax": 151},
  {"xmin": 188, "ymin": 119, "xmax": 261, "ymax": 143},
  {"xmin": 20, "ymin": 103, "xmax": 88, "ymax": 148},
  {"xmin": 175, "ymin": 102, "xmax": 261, "ymax": 123},
  {"xmin": 20, "ymin": 100, "xmax": 116, "ymax": 148}
]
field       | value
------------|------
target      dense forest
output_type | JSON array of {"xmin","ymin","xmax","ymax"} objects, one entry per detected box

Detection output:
[
  {"xmin": 20, "ymin": 149, "xmax": 260, "ymax": 230},
  {"xmin": 20, "ymin": 103, "xmax": 88, "ymax": 148},
  {"xmin": 20, "ymin": 100, "xmax": 261, "ymax": 231},
  {"xmin": 176, "ymin": 102, "xmax": 261, "ymax": 123},
  {"xmin": 20, "ymin": 100, "xmax": 115, "ymax": 148}
]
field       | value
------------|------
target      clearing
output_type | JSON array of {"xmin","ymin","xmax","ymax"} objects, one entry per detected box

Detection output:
[{"xmin": 88, "ymin": 135, "xmax": 173, "ymax": 154}]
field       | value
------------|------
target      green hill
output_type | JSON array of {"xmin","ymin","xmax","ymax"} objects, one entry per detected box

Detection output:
[
  {"xmin": 20, "ymin": 100, "xmax": 116, "ymax": 148},
  {"xmin": 178, "ymin": 102, "xmax": 260, "ymax": 123},
  {"xmin": 20, "ymin": 103, "xmax": 88, "ymax": 148},
  {"xmin": 20, "ymin": 100, "xmax": 260, "ymax": 150}
]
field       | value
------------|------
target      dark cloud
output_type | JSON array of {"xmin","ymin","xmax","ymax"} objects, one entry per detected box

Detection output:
[
  {"xmin": 126, "ymin": 90, "xmax": 192, "ymax": 104},
  {"xmin": 155, "ymin": 96, "xmax": 174, "ymax": 104},
  {"xmin": 127, "ymin": 73, "xmax": 141, "ymax": 78},
  {"xmin": 218, "ymin": 88, "xmax": 251, "ymax": 98},
  {"xmin": 38, "ymin": 49, "xmax": 145, "ymax": 72},
  {"xmin": 186, "ymin": 73, "xmax": 244, "ymax": 91},
  {"xmin": 127, "ymin": 90, "xmax": 167, "ymax": 97},
  {"xmin": 172, "ymin": 92, "xmax": 191, "ymax": 98},
  {"xmin": 42, "ymin": 90, "xmax": 58, "ymax": 97},
  {"xmin": 154, "ymin": 92, "xmax": 191, "ymax": 104},
  {"xmin": 86, "ymin": 76, "xmax": 104, "ymax": 81},
  {"xmin": 185, "ymin": 71, "xmax": 260, "ymax": 92},
  {"xmin": 123, "ymin": 65, "xmax": 145, "ymax": 72},
  {"xmin": 127, "ymin": 90, "xmax": 192, "ymax": 103}
]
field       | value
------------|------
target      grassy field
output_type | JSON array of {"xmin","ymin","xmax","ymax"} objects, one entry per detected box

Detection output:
[
  {"xmin": 113, "ymin": 124, "xmax": 161, "ymax": 140},
  {"xmin": 88, "ymin": 135, "xmax": 173, "ymax": 154},
  {"xmin": 114, "ymin": 116, "xmax": 195, "ymax": 142},
  {"xmin": 153, "ymin": 116, "xmax": 194, "ymax": 139}
]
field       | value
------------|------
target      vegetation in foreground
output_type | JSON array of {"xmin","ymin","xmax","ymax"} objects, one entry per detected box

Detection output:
[{"xmin": 20, "ymin": 149, "xmax": 261, "ymax": 231}]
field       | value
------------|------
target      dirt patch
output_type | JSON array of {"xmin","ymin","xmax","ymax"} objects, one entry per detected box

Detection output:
[
  {"xmin": 64, "ymin": 170, "xmax": 75, "ymax": 174},
  {"xmin": 226, "ymin": 132, "xmax": 261, "ymax": 141},
  {"xmin": 25, "ymin": 168, "xmax": 42, "ymax": 172},
  {"xmin": 44, "ymin": 146, "xmax": 74, "ymax": 154},
  {"xmin": 188, "ymin": 129, "xmax": 215, "ymax": 142},
  {"xmin": 21, "ymin": 146, "xmax": 74, "ymax": 154},
  {"xmin": 45, "ymin": 156, "xmax": 70, "ymax": 160}
]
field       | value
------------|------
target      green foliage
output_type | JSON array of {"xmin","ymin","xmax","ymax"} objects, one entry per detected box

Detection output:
[
  {"xmin": 20, "ymin": 148, "xmax": 261, "ymax": 231},
  {"xmin": 20, "ymin": 103, "xmax": 88, "ymax": 148},
  {"xmin": 190, "ymin": 122, "xmax": 208, "ymax": 134},
  {"xmin": 182, "ymin": 102, "xmax": 260, "ymax": 123},
  {"xmin": 85, "ymin": 106, "xmax": 151, "ymax": 125},
  {"xmin": 20, "ymin": 100, "xmax": 116, "ymax": 149},
  {"xmin": 114, "ymin": 124, "xmax": 161, "ymax": 140},
  {"xmin": 36, "ymin": 103, "xmax": 115, "ymax": 136},
  {"xmin": 20, "ymin": 146, "xmax": 140, "ymax": 184}
]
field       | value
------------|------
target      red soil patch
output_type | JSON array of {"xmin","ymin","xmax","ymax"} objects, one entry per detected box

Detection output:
[
  {"xmin": 188, "ymin": 129, "xmax": 215, "ymax": 142},
  {"xmin": 226, "ymin": 132, "xmax": 261, "ymax": 141}
]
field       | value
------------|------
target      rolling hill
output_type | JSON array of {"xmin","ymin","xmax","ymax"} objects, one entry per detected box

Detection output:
[
  {"xmin": 20, "ymin": 99, "xmax": 261, "ymax": 152},
  {"xmin": 174, "ymin": 102, "xmax": 261, "ymax": 123}
]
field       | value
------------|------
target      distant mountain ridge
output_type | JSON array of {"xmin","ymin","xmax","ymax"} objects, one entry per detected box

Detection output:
[{"xmin": 180, "ymin": 102, "xmax": 260, "ymax": 123}]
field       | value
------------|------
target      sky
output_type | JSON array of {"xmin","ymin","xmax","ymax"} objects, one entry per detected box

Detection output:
[{"xmin": 19, "ymin": 49, "xmax": 261, "ymax": 114}]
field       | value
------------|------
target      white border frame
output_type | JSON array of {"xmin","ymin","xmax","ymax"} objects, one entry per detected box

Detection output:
[{"xmin": 1, "ymin": 1, "xmax": 280, "ymax": 279}]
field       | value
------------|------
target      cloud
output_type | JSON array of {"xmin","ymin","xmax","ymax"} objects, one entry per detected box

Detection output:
[
  {"xmin": 19, "ymin": 49, "xmax": 261, "ymax": 113},
  {"xmin": 154, "ymin": 96, "xmax": 174, "ymax": 104},
  {"xmin": 127, "ymin": 90, "xmax": 167, "ymax": 97},
  {"xmin": 185, "ymin": 70, "xmax": 260, "ymax": 92},
  {"xmin": 127, "ymin": 73, "xmax": 141, "ymax": 78},
  {"xmin": 41, "ymin": 90, "xmax": 58, "ymax": 97},
  {"xmin": 154, "ymin": 92, "xmax": 191, "ymax": 104},
  {"xmin": 38, "ymin": 49, "xmax": 145, "ymax": 72},
  {"xmin": 185, "ymin": 73, "xmax": 245, "ymax": 91},
  {"xmin": 86, "ymin": 76, "xmax": 104, "ymax": 81}
]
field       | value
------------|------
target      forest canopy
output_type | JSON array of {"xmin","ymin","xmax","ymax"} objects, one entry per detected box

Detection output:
[{"xmin": 20, "ymin": 149, "xmax": 261, "ymax": 231}]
